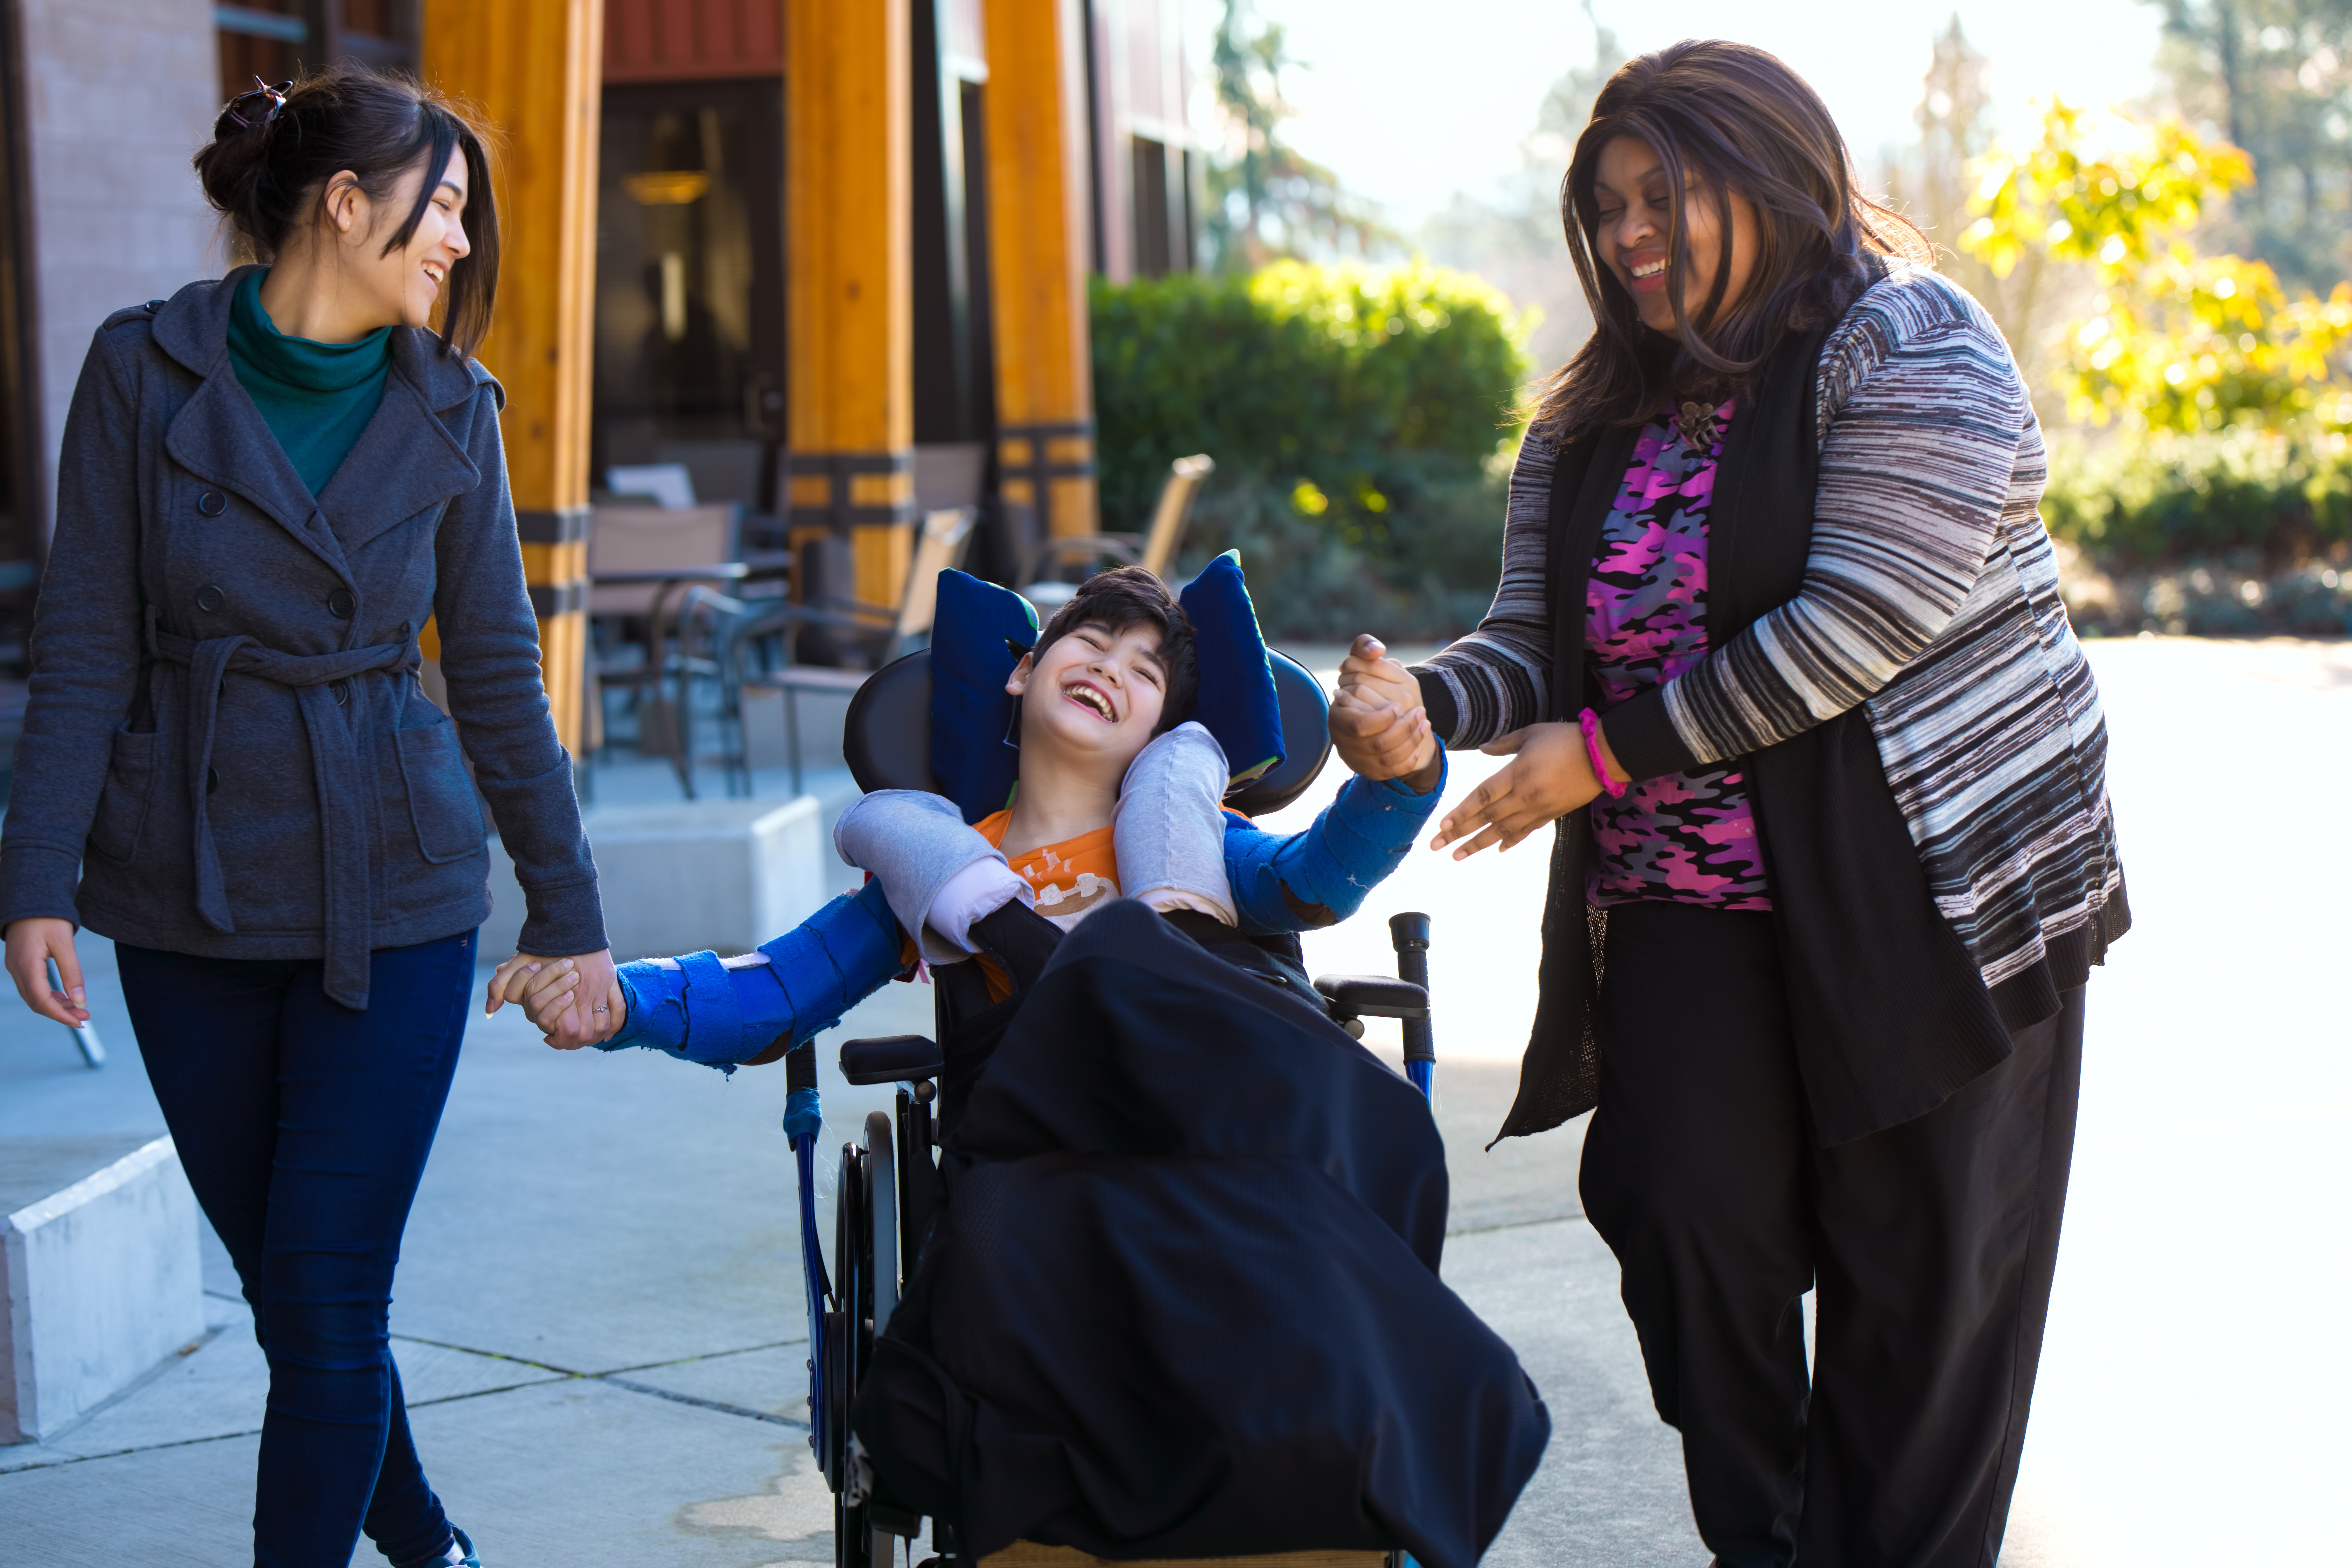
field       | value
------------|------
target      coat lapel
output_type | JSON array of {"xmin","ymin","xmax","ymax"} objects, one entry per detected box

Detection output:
[
  {"xmin": 315, "ymin": 333, "xmax": 481, "ymax": 553},
  {"xmin": 152, "ymin": 270, "xmax": 486, "ymax": 565},
  {"xmin": 154, "ymin": 275, "xmax": 353, "ymax": 580}
]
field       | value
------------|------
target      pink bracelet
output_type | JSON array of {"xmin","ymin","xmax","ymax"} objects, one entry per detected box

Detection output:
[{"xmin": 1579, "ymin": 708, "xmax": 1628, "ymax": 798}]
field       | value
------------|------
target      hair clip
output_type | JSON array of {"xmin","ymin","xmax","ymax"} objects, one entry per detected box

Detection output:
[{"xmin": 219, "ymin": 77, "xmax": 291, "ymax": 135}]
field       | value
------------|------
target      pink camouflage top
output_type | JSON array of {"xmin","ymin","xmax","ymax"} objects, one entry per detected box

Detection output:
[{"xmin": 1583, "ymin": 398, "xmax": 1772, "ymax": 912}]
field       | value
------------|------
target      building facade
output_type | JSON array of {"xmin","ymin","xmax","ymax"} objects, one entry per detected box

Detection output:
[{"xmin": 0, "ymin": 0, "xmax": 1199, "ymax": 750}]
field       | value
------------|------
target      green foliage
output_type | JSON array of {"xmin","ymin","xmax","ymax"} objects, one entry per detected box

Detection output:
[
  {"xmin": 1958, "ymin": 101, "xmax": 2352, "ymax": 435},
  {"xmin": 1091, "ymin": 261, "xmax": 1531, "ymax": 638},
  {"xmin": 2043, "ymin": 427, "xmax": 2352, "ymax": 565}
]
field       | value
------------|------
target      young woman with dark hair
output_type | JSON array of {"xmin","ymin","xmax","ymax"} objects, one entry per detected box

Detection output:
[
  {"xmin": 0, "ymin": 65, "xmax": 615, "ymax": 1568},
  {"xmin": 1332, "ymin": 40, "xmax": 2128, "ymax": 1568}
]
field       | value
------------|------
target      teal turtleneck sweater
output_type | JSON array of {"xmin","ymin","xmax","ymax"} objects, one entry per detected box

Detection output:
[{"xmin": 225, "ymin": 267, "xmax": 394, "ymax": 498}]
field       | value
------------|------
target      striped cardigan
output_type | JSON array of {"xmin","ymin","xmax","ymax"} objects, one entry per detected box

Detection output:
[{"xmin": 1416, "ymin": 262, "xmax": 2127, "ymax": 1001}]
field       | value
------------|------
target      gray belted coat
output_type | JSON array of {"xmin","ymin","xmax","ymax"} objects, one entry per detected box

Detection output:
[{"xmin": 0, "ymin": 270, "xmax": 604, "ymax": 1009}]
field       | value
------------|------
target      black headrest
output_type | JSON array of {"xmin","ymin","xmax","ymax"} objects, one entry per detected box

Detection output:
[{"xmin": 842, "ymin": 647, "xmax": 1333, "ymax": 817}]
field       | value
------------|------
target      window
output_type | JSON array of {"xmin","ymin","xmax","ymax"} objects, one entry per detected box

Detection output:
[{"xmin": 592, "ymin": 80, "xmax": 785, "ymax": 511}]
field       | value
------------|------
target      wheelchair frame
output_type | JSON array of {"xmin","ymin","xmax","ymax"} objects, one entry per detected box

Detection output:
[{"xmin": 784, "ymin": 911, "xmax": 1438, "ymax": 1568}]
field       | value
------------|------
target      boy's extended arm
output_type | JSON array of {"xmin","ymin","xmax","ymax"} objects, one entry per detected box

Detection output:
[
  {"xmin": 598, "ymin": 877, "xmax": 909, "ymax": 1069},
  {"xmin": 1223, "ymin": 759, "xmax": 1449, "ymax": 934}
]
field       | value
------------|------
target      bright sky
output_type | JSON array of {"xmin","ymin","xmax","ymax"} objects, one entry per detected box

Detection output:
[{"xmin": 1227, "ymin": 0, "xmax": 2170, "ymax": 230}]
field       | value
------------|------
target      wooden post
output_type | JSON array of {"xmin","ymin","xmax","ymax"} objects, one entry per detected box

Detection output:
[
  {"xmin": 981, "ymin": 0, "xmax": 1099, "ymax": 544},
  {"xmin": 786, "ymin": 0, "xmax": 915, "ymax": 611},
  {"xmin": 419, "ymin": 0, "xmax": 602, "ymax": 755}
]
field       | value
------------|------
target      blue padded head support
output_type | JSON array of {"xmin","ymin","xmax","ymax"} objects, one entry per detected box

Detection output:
[
  {"xmin": 1178, "ymin": 550, "xmax": 1283, "ymax": 796},
  {"xmin": 925, "ymin": 556, "xmax": 1288, "ymax": 821},
  {"xmin": 928, "ymin": 569, "xmax": 1037, "ymax": 824}
]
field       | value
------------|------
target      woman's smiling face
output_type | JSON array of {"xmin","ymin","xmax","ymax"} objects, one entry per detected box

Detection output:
[
  {"xmin": 1591, "ymin": 133, "xmax": 1759, "ymax": 338},
  {"xmin": 311, "ymin": 145, "xmax": 471, "ymax": 334},
  {"xmin": 1007, "ymin": 619, "xmax": 1171, "ymax": 769}
]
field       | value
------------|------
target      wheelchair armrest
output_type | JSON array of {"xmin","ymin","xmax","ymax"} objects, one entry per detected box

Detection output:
[
  {"xmin": 839, "ymin": 1034, "xmax": 944, "ymax": 1086},
  {"xmin": 1313, "ymin": 974, "xmax": 1430, "ymax": 1021}
]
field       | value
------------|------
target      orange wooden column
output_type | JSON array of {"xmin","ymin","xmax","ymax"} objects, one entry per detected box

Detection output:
[
  {"xmin": 786, "ymin": 0, "xmax": 916, "ymax": 610},
  {"xmin": 420, "ymin": 0, "xmax": 603, "ymax": 754},
  {"xmin": 982, "ymin": 0, "xmax": 1099, "ymax": 541}
]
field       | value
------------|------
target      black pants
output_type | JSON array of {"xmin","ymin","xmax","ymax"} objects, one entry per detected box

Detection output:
[
  {"xmin": 117, "ymin": 932, "xmax": 477, "ymax": 1568},
  {"xmin": 1578, "ymin": 901, "xmax": 2083, "ymax": 1568}
]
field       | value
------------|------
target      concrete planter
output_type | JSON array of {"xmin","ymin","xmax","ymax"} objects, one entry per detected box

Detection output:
[
  {"xmin": 480, "ymin": 793, "xmax": 834, "ymax": 962},
  {"xmin": 1, "ymin": 1136, "xmax": 205, "ymax": 1445}
]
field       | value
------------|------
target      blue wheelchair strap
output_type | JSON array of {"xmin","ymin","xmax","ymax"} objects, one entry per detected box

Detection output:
[
  {"xmin": 675, "ymin": 950, "xmax": 746, "ymax": 1062},
  {"xmin": 595, "ymin": 880, "xmax": 904, "ymax": 1072},
  {"xmin": 782, "ymin": 1085, "xmax": 825, "ymax": 1144},
  {"xmin": 759, "ymin": 878, "xmax": 903, "ymax": 1048}
]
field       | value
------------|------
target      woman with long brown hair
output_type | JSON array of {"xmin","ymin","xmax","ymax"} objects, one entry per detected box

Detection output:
[
  {"xmin": 0, "ymin": 66, "xmax": 619, "ymax": 1566},
  {"xmin": 1334, "ymin": 40, "xmax": 2127, "ymax": 1566}
]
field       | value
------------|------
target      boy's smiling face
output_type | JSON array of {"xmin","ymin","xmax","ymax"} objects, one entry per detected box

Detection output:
[{"xmin": 1007, "ymin": 618, "xmax": 1171, "ymax": 773}]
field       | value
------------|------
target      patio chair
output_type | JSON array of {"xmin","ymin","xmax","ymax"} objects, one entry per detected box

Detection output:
[
  {"xmin": 1019, "ymin": 452, "xmax": 1214, "ymax": 610},
  {"xmin": 588, "ymin": 501, "xmax": 768, "ymax": 794},
  {"xmin": 722, "ymin": 506, "xmax": 979, "ymax": 794}
]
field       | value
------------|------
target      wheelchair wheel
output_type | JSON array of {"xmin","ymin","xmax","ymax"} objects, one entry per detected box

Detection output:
[{"xmin": 830, "ymin": 1112, "xmax": 905, "ymax": 1568}]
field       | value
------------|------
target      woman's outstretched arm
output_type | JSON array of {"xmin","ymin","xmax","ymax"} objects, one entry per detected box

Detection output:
[
  {"xmin": 1400, "ymin": 432, "xmax": 1564, "ymax": 748},
  {"xmin": 518, "ymin": 877, "xmax": 910, "ymax": 1070}
]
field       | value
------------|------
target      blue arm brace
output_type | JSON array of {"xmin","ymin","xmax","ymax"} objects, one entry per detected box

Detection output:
[
  {"xmin": 1223, "ymin": 757, "xmax": 1449, "ymax": 935},
  {"xmin": 598, "ymin": 877, "xmax": 907, "ymax": 1070}
]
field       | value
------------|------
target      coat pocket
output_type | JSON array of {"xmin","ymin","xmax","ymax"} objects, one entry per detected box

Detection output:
[
  {"xmin": 394, "ymin": 721, "xmax": 487, "ymax": 865},
  {"xmin": 87, "ymin": 727, "xmax": 161, "ymax": 864}
]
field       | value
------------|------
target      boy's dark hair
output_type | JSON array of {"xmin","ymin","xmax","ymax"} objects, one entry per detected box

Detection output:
[
  {"xmin": 194, "ymin": 65, "xmax": 500, "ymax": 360},
  {"xmin": 1027, "ymin": 566, "xmax": 1199, "ymax": 734}
]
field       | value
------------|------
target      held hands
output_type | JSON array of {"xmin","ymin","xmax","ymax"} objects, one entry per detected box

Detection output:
[
  {"xmin": 4, "ymin": 918, "xmax": 89, "ymax": 1026},
  {"xmin": 485, "ymin": 947, "xmax": 624, "ymax": 1049},
  {"xmin": 1330, "ymin": 634, "xmax": 1442, "ymax": 793},
  {"xmin": 1427, "ymin": 719, "xmax": 1629, "ymax": 860}
]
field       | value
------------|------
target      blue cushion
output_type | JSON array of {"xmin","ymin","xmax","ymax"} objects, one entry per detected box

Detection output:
[
  {"xmin": 1180, "ymin": 551, "xmax": 1284, "ymax": 793},
  {"xmin": 929, "ymin": 569, "xmax": 1037, "ymax": 823}
]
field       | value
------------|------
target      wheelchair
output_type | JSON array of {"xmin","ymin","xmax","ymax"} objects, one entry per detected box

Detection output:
[{"xmin": 788, "ymin": 646, "xmax": 1440, "ymax": 1568}]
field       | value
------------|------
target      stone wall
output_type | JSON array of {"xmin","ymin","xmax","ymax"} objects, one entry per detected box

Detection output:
[{"xmin": 18, "ymin": 0, "xmax": 217, "ymax": 541}]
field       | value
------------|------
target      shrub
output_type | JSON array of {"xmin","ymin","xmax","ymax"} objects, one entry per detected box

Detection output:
[
  {"xmin": 2044, "ymin": 428, "xmax": 2352, "ymax": 567},
  {"xmin": 1092, "ymin": 261, "xmax": 1531, "ymax": 639}
]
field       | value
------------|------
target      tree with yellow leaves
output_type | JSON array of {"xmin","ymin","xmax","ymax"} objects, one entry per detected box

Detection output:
[{"xmin": 1961, "ymin": 100, "xmax": 2352, "ymax": 433}]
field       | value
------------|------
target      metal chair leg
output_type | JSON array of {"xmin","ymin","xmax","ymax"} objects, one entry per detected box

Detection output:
[{"xmin": 786, "ymin": 684, "xmax": 805, "ymax": 798}]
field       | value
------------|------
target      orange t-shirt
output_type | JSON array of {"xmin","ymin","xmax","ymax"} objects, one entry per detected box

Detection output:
[{"xmin": 973, "ymin": 810, "xmax": 1121, "ymax": 931}]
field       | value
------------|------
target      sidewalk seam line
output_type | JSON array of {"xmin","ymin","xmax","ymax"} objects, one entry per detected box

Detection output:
[{"xmin": 596, "ymin": 1374, "xmax": 812, "ymax": 1431}]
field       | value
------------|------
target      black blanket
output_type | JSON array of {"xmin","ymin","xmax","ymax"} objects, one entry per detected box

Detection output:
[{"xmin": 852, "ymin": 898, "xmax": 1550, "ymax": 1567}]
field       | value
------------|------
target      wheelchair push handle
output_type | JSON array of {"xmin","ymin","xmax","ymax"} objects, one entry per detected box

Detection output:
[{"xmin": 1388, "ymin": 912, "xmax": 1435, "ymax": 1068}]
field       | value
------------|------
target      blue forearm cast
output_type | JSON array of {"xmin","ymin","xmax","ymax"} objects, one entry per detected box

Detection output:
[
  {"xmin": 1224, "ymin": 759, "xmax": 1449, "ymax": 935},
  {"xmin": 600, "ymin": 878, "xmax": 905, "ymax": 1070}
]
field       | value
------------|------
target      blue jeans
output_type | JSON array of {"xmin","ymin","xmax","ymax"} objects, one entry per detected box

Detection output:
[{"xmin": 118, "ymin": 931, "xmax": 477, "ymax": 1568}]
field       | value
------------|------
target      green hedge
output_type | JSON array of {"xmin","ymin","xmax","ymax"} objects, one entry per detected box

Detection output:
[
  {"xmin": 2043, "ymin": 429, "xmax": 2352, "ymax": 566},
  {"xmin": 1091, "ymin": 262, "xmax": 1531, "ymax": 639}
]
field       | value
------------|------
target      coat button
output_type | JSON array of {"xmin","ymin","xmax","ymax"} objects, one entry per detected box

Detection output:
[
  {"xmin": 330, "ymin": 680, "xmax": 350, "ymax": 705},
  {"xmin": 196, "ymin": 585, "xmax": 224, "ymax": 612},
  {"xmin": 205, "ymin": 766, "xmax": 219, "ymax": 794},
  {"xmin": 196, "ymin": 491, "xmax": 225, "ymax": 517},
  {"xmin": 328, "ymin": 589, "xmax": 355, "ymax": 619}
]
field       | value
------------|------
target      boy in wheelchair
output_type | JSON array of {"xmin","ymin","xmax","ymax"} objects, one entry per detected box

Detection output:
[
  {"xmin": 502, "ymin": 563, "xmax": 1548, "ymax": 1568},
  {"xmin": 511, "ymin": 562, "xmax": 1447, "ymax": 1071}
]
